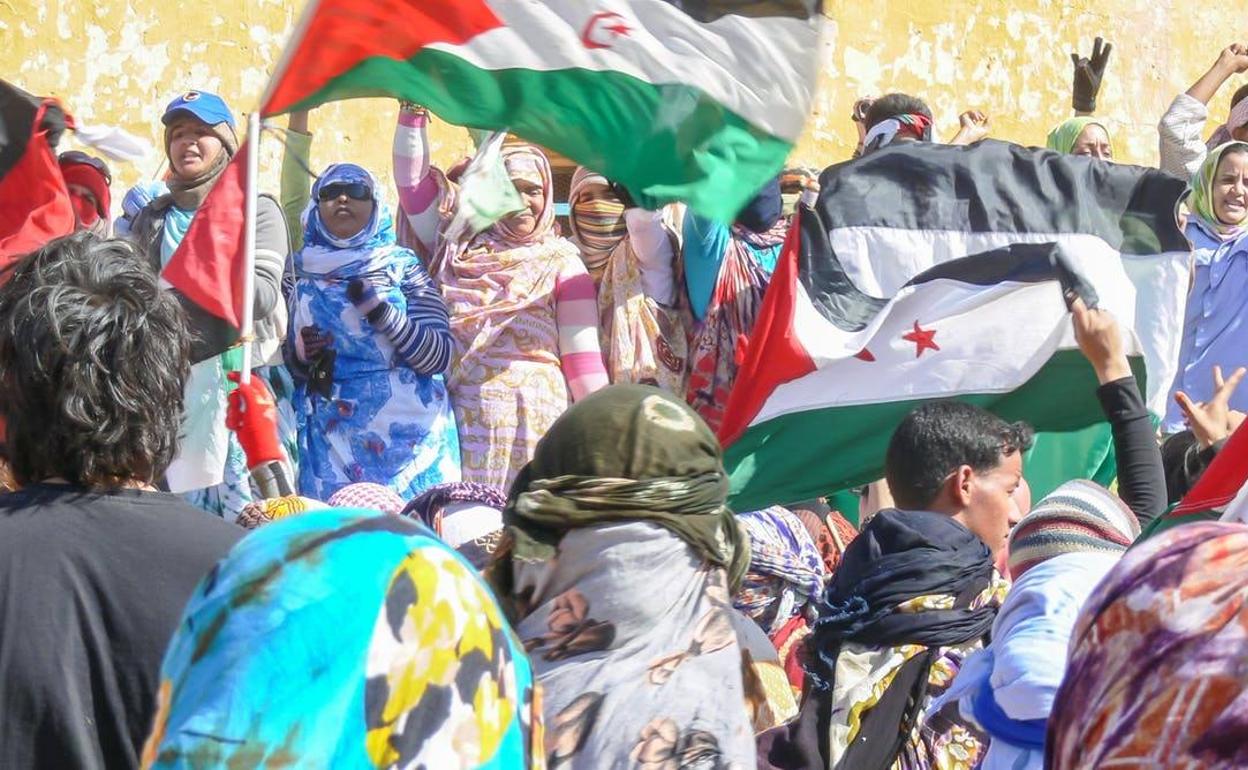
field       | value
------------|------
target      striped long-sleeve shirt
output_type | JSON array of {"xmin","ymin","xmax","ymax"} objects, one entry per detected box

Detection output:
[{"xmin": 357, "ymin": 260, "xmax": 453, "ymax": 375}]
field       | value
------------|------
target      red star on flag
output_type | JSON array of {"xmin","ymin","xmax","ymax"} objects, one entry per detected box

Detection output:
[{"xmin": 902, "ymin": 321, "xmax": 939, "ymax": 357}]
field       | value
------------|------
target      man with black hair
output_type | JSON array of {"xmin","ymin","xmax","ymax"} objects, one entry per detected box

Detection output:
[
  {"xmin": 0, "ymin": 234, "xmax": 242, "ymax": 769},
  {"xmin": 859, "ymin": 92, "xmax": 989, "ymax": 156}
]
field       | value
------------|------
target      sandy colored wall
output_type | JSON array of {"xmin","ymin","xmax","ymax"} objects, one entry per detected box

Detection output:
[{"xmin": 3, "ymin": 0, "xmax": 1244, "ymax": 214}]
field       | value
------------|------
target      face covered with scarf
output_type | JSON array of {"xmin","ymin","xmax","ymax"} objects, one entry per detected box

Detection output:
[
  {"xmin": 567, "ymin": 166, "xmax": 627, "ymax": 274},
  {"xmin": 140, "ymin": 509, "xmax": 541, "ymax": 769},
  {"xmin": 58, "ymin": 152, "xmax": 112, "ymax": 237},
  {"xmin": 1046, "ymin": 117, "xmax": 1113, "ymax": 161},
  {"xmin": 1190, "ymin": 142, "xmax": 1248, "ymax": 241},
  {"xmin": 494, "ymin": 145, "xmax": 556, "ymax": 244},
  {"xmin": 303, "ymin": 163, "xmax": 391, "ymax": 251},
  {"xmin": 1048, "ymin": 521, "xmax": 1248, "ymax": 770}
]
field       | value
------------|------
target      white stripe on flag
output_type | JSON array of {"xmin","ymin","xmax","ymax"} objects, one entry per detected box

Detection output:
[
  {"xmin": 824, "ymin": 226, "xmax": 1188, "ymax": 414},
  {"xmin": 427, "ymin": 0, "xmax": 819, "ymax": 141},
  {"xmin": 749, "ymin": 275, "xmax": 1145, "ymax": 429}
]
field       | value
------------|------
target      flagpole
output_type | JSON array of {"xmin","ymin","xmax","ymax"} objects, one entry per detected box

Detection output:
[{"xmin": 238, "ymin": 112, "xmax": 260, "ymax": 385}]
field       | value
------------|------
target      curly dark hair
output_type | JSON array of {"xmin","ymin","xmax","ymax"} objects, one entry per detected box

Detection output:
[
  {"xmin": 0, "ymin": 233, "xmax": 190, "ymax": 487},
  {"xmin": 885, "ymin": 401, "xmax": 1034, "ymax": 510},
  {"xmin": 864, "ymin": 92, "xmax": 934, "ymax": 131}
]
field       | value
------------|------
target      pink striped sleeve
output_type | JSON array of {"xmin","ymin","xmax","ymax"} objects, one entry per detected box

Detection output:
[
  {"xmin": 555, "ymin": 263, "xmax": 609, "ymax": 401},
  {"xmin": 393, "ymin": 111, "xmax": 444, "ymax": 255}
]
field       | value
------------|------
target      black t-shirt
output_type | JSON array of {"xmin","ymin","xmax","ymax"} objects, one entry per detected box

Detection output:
[{"xmin": 0, "ymin": 484, "xmax": 243, "ymax": 769}]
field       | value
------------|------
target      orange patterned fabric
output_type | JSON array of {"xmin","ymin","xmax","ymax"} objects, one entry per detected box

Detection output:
[{"xmin": 1048, "ymin": 522, "xmax": 1248, "ymax": 769}]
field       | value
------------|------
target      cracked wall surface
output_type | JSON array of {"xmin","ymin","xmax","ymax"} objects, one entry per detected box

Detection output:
[{"xmin": 3, "ymin": 0, "xmax": 1243, "ymax": 212}]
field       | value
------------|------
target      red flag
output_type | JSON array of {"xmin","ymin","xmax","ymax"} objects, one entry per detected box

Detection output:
[
  {"xmin": 161, "ymin": 141, "xmax": 249, "ymax": 362},
  {"xmin": 0, "ymin": 80, "xmax": 75, "ymax": 271},
  {"xmin": 1171, "ymin": 423, "xmax": 1248, "ymax": 518}
]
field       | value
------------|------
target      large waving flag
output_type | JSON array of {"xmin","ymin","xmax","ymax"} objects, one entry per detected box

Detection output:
[
  {"xmin": 720, "ymin": 140, "xmax": 1188, "ymax": 511},
  {"xmin": 262, "ymin": 0, "xmax": 822, "ymax": 221}
]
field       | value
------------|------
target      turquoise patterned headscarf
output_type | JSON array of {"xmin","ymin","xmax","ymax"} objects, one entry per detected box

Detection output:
[
  {"xmin": 1190, "ymin": 141, "xmax": 1248, "ymax": 242},
  {"xmin": 141, "ymin": 509, "xmax": 540, "ymax": 769}
]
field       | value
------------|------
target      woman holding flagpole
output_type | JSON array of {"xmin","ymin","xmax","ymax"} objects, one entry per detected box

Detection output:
[{"xmin": 128, "ymin": 90, "xmax": 292, "ymax": 520}]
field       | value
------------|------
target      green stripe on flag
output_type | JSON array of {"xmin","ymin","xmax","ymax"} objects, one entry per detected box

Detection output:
[
  {"xmin": 273, "ymin": 51, "xmax": 793, "ymax": 222},
  {"xmin": 725, "ymin": 350, "xmax": 1147, "ymax": 511}
]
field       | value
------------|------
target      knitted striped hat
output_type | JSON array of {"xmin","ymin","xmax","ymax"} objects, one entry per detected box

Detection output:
[{"xmin": 1007, "ymin": 479, "xmax": 1140, "ymax": 578}]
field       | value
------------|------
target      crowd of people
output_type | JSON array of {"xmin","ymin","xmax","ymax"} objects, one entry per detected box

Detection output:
[{"xmin": 1, "ymin": 34, "xmax": 1248, "ymax": 770}]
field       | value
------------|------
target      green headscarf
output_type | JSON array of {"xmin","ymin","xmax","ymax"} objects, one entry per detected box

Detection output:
[
  {"xmin": 1189, "ymin": 141, "xmax": 1248, "ymax": 241},
  {"xmin": 1046, "ymin": 117, "xmax": 1111, "ymax": 155},
  {"xmin": 492, "ymin": 384, "xmax": 749, "ymax": 597}
]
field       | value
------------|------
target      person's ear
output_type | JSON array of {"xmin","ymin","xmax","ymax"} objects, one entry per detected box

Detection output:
[{"xmin": 949, "ymin": 465, "xmax": 975, "ymax": 507}]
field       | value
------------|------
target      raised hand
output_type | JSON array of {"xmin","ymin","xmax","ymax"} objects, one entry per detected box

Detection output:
[
  {"xmin": 1071, "ymin": 37, "xmax": 1113, "ymax": 113},
  {"xmin": 1175, "ymin": 365, "xmax": 1248, "ymax": 448}
]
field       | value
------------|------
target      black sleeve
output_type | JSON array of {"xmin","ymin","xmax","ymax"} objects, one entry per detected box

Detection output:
[{"xmin": 1098, "ymin": 376, "xmax": 1166, "ymax": 525}]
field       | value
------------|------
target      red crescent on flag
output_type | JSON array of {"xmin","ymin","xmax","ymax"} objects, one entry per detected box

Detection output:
[{"xmin": 581, "ymin": 11, "xmax": 632, "ymax": 49}]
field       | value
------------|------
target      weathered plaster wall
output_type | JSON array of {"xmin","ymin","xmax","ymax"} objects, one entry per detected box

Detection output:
[{"xmin": 3, "ymin": 0, "xmax": 1244, "ymax": 211}]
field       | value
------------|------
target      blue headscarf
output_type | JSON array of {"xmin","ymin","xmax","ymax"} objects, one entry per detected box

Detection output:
[
  {"xmin": 141, "ymin": 509, "xmax": 539, "ymax": 768},
  {"xmin": 302, "ymin": 163, "xmax": 395, "ymax": 250}
]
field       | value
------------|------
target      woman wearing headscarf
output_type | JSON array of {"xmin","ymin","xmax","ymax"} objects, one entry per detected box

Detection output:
[
  {"xmin": 58, "ymin": 150, "xmax": 112, "ymax": 236},
  {"xmin": 490, "ymin": 384, "xmax": 791, "ymax": 768},
  {"xmin": 1164, "ymin": 141, "xmax": 1248, "ymax": 431},
  {"xmin": 684, "ymin": 177, "xmax": 790, "ymax": 432},
  {"xmin": 1045, "ymin": 117, "xmax": 1114, "ymax": 160},
  {"xmin": 1158, "ymin": 44, "xmax": 1248, "ymax": 179},
  {"xmin": 566, "ymin": 167, "xmax": 690, "ymax": 393},
  {"xmin": 139, "ymin": 508, "xmax": 542, "ymax": 769},
  {"xmin": 404, "ymin": 481, "xmax": 508, "ymax": 568},
  {"xmin": 289, "ymin": 162, "xmax": 459, "ymax": 502},
  {"xmin": 1048, "ymin": 521, "xmax": 1248, "ymax": 769},
  {"xmin": 925, "ymin": 480, "xmax": 1140, "ymax": 770},
  {"xmin": 435, "ymin": 143, "xmax": 609, "ymax": 491},
  {"xmin": 128, "ymin": 90, "xmax": 291, "ymax": 519}
]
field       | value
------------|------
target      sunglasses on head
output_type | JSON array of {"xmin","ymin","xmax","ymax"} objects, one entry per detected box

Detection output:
[{"xmin": 318, "ymin": 182, "xmax": 371, "ymax": 202}]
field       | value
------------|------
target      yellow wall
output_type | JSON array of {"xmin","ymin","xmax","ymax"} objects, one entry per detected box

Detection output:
[{"xmin": 3, "ymin": 0, "xmax": 1244, "ymax": 213}]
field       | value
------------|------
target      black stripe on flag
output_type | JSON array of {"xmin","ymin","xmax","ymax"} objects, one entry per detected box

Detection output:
[
  {"xmin": 0, "ymin": 80, "xmax": 68, "ymax": 180},
  {"xmin": 665, "ymin": 0, "xmax": 819, "ymax": 22},
  {"xmin": 813, "ymin": 139, "xmax": 1188, "ymax": 256}
]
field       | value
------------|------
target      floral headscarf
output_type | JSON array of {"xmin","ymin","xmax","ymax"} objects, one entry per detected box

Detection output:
[
  {"xmin": 486, "ymin": 145, "xmax": 557, "ymax": 247},
  {"xmin": 140, "ymin": 509, "xmax": 542, "ymax": 769},
  {"xmin": 1048, "ymin": 521, "xmax": 1248, "ymax": 769},
  {"xmin": 1189, "ymin": 141, "xmax": 1248, "ymax": 242}
]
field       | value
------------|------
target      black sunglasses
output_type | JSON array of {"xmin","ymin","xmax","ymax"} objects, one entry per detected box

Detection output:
[{"xmin": 318, "ymin": 182, "xmax": 371, "ymax": 202}]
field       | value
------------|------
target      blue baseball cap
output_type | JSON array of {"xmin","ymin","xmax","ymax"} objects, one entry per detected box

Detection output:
[{"xmin": 162, "ymin": 90, "xmax": 235, "ymax": 129}]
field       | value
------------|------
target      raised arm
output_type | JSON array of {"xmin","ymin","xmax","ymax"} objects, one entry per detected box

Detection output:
[
  {"xmin": 1072, "ymin": 299, "xmax": 1167, "ymax": 525},
  {"xmin": 1159, "ymin": 45, "xmax": 1248, "ymax": 178},
  {"xmin": 626, "ymin": 208, "xmax": 678, "ymax": 306},
  {"xmin": 393, "ymin": 104, "xmax": 447, "ymax": 259},
  {"xmin": 279, "ymin": 110, "xmax": 313, "ymax": 252}
]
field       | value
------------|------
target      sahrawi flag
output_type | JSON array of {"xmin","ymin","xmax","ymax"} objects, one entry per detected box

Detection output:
[
  {"xmin": 719, "ymin": 139, "xmax": 1189, "ymax": 511},
  {"xmin": 262, "ymin": 0, "xmax": 821, "ymax": 220}
]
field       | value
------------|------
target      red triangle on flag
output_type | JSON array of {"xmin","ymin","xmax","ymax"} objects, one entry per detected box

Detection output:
[{"xmin": 160, "ymin": 142, "xmax": 249, "ymax": 358}]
